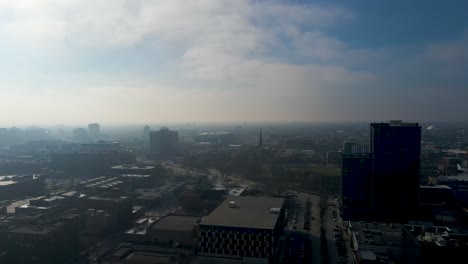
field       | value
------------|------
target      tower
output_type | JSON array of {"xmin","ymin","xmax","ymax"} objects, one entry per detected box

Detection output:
[
  {"xmin": 258, "ymin": 129, "xmax": 263, "ymax": 148},
  {"xmin": 88, "ymin": 123, "xmax": 100, "ymax": 140}
]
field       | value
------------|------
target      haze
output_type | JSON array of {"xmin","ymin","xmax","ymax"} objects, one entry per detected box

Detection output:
[{"xmin": 0, "ymin": 0, "xmax": 467, "ymax": 125}]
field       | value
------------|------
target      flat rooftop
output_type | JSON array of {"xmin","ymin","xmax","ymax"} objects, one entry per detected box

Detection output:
[
  {"xmin": 201, "ymin": 196, "xmax": 284, "ymax": 230},
  {"xmin": 151, "ymin": 215, "xmax": 200, "ymax": 232},
  {"xmin": 351, "ymin": 221, "xmax": 403, "ymax": 248}
]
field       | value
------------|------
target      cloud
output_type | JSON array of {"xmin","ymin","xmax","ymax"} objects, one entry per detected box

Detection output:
[
  {"xmin": 7, "ymin": 1, "xmax": 459, "ymax": 123},
  {"xmin": 425, "ymin": 31, "xmax": 468, "ymax": 62}
]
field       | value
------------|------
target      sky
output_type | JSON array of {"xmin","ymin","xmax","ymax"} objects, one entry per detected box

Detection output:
[{"xmin": 0, "ymin": 0, "xmax": 467, "ymax": 125}]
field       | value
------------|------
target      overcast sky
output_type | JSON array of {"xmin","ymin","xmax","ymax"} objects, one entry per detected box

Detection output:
[{"xmin": 0, "ymin": 0, "xmax": 467, "ymax": 125}]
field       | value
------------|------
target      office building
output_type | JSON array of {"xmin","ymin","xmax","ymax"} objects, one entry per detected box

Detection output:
[
  {"xmin": 198, "ymin": 196, "xmax": 285, "ymax": 264},
  {"xmin": 88, "ymin": 123, "xmax": 100, "ymax": 140},
  {"xmin": 150, "ymin": 127, "xmax": 179, "ymax": 157},
  {"xmin": 371, "ymin": 121, "xmax": 421, "ymax": 219}
]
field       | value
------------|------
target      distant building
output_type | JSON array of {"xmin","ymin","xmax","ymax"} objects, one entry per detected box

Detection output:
[
  {"xmin": 88, "ymin": 123, "xmax": 100, "ymax": 140},
  {"xmin": 80, "ymin": 141, "xmax": 120, "ymax": 153},
  {"xmin": 143, "ymin": 125, "xmax": 151, "ymax": 139},
  {"xmin": 50, "ymin": 152, "xmax": 135, "ymax": 177},
  {"xmin": 198, "ymin": 196, "xmax": 285, "ymax": 264},
  {"xmin": 150, "ymin": 127, "xmax": 179, "ymax": 157},
  {"xmin": 371, "ymin": 121, "xmax": 421, "ymax": 219},
  {"xmin": 72, "ymin": 128, "xmax": 88, "ymax": 142},
  {"xmin": 196, "ymin": 131, "xmax": 234, "ymax": 145},
  {"xmin": 143, "ymin": 125, "xmax": 151, "ymax": 149}
]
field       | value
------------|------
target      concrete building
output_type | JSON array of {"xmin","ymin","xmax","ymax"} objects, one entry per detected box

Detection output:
[
  {"xmin": 150, "ymin": 127, "xmax": 179, "ymax": 158},
  {"xmin": 198, "ymin": 196, "xmax": 285, "ymax": 264},
  {"xmin": 88, "ymin": 123, "xmax": 100, "ymax": 140}
]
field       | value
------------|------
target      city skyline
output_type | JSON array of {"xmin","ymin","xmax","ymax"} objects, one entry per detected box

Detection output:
[{"xmin": 0, "ymin": 0, "xmax": 467, "ymax": 125}]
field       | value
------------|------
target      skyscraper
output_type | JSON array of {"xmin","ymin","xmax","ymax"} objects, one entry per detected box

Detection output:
[
  {"xmin": 150, "ymin": 127, "xmax": 179, "ymax": 157},
  {"xmin": 88, "ymin": 123, "xmax": 100, "ymax": 140},
  {"xmin": 371, "ymin": 121, "xmax": 421, "ymax": 218},
  {"xmin": 143, "ymin": 125, "xmax": 151, "ymax": 140},
  {"xmin": 143, "ymin": 125, "xmax": 151, "ymax": 150},
  {"xmin": 342, "ymin": 121, "xmax": 421, "ymax": 221}
]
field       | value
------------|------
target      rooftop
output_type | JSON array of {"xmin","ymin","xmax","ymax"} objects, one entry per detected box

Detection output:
[
  {"xmin": 350, "ymin": 221, "xmax": 403, "ymax": 248},
  {"xmin": 201, "ymin": 196, "xmax": 284, "ymax": 230},
  {"xmin": 150, "ymin": 215, "xmax": 200, "ymax": 232},
  {"xmin": 420, "ymin": 185, "xmax": 452, "ymax": 190},
  {"xmin": 112, "ymin": 165, "xmax": 155, "ymax": 170}
]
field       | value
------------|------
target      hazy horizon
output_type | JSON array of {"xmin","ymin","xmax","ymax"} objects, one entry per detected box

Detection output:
[{"xmin": 1, "ymin": 0, "xmax": 467, "ymax": 124}]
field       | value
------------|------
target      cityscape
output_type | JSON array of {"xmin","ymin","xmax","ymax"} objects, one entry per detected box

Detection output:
[
  {"xmin": 0, "ymin": 121, "xmax": 467, "ymax": 264},
  {"xmin": 1, "ymin": 1, "xmax": 468, "ymax": 264}
]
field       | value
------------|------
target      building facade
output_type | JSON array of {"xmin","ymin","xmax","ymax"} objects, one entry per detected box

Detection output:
[
  {"xmin": 150, "ymin": 127, "xmax": 179, "ymax": 157},
  {"xmin": 88, "ymin": 123, "xmax": 100, "ymax": 140}
]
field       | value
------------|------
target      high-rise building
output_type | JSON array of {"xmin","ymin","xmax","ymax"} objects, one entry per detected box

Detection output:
[
  {"xmin": 88, "ymin": 123, "xmax": 100, "ymax": 140},
  {"xmin": 371, "ymin": 121, "xmax": 421, "ymax": 218},
  {"xmin": 343, "ymin": 142, "xmax": 369, "ymax": 155},
  {"xmin": 72, "ymin": 128, "xmax": 88, "ymax": 142},
  {"xmin": 342, "ymin": 152, "xmax": 372, "ymax": 220},
  {"xmin": 342, "ymin": 121, "xmax": 421, "ymax": 221},
  {"xmin": 143, "ymin": 125, "xmax": 151, "ymax": 139},
  {"xmin": 150, "ymin": 127, "xmax": 179, "ymax": 157}
]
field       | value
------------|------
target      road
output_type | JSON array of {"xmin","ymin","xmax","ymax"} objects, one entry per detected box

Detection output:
[
  {"xmin": 290, "ymin": 190, "xmax": 321, "ymax": 264},
  {"xmin": 322, "ymin": 196, "xmax": 353, "ymax": 264}
]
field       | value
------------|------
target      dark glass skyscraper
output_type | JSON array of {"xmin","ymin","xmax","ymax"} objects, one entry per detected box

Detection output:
[
  {"xmin": 371, "ymin": 121, "xmax": 421, "ymax": 219},
  {"xmin": 342, "ymin": 121, "xmax": 421, "ymax": 221}
]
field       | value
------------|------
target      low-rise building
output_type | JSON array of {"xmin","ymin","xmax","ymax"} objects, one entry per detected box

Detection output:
[{"xmin": 198, "ymin": 196, "xmax": 285, "ymax": 264}]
